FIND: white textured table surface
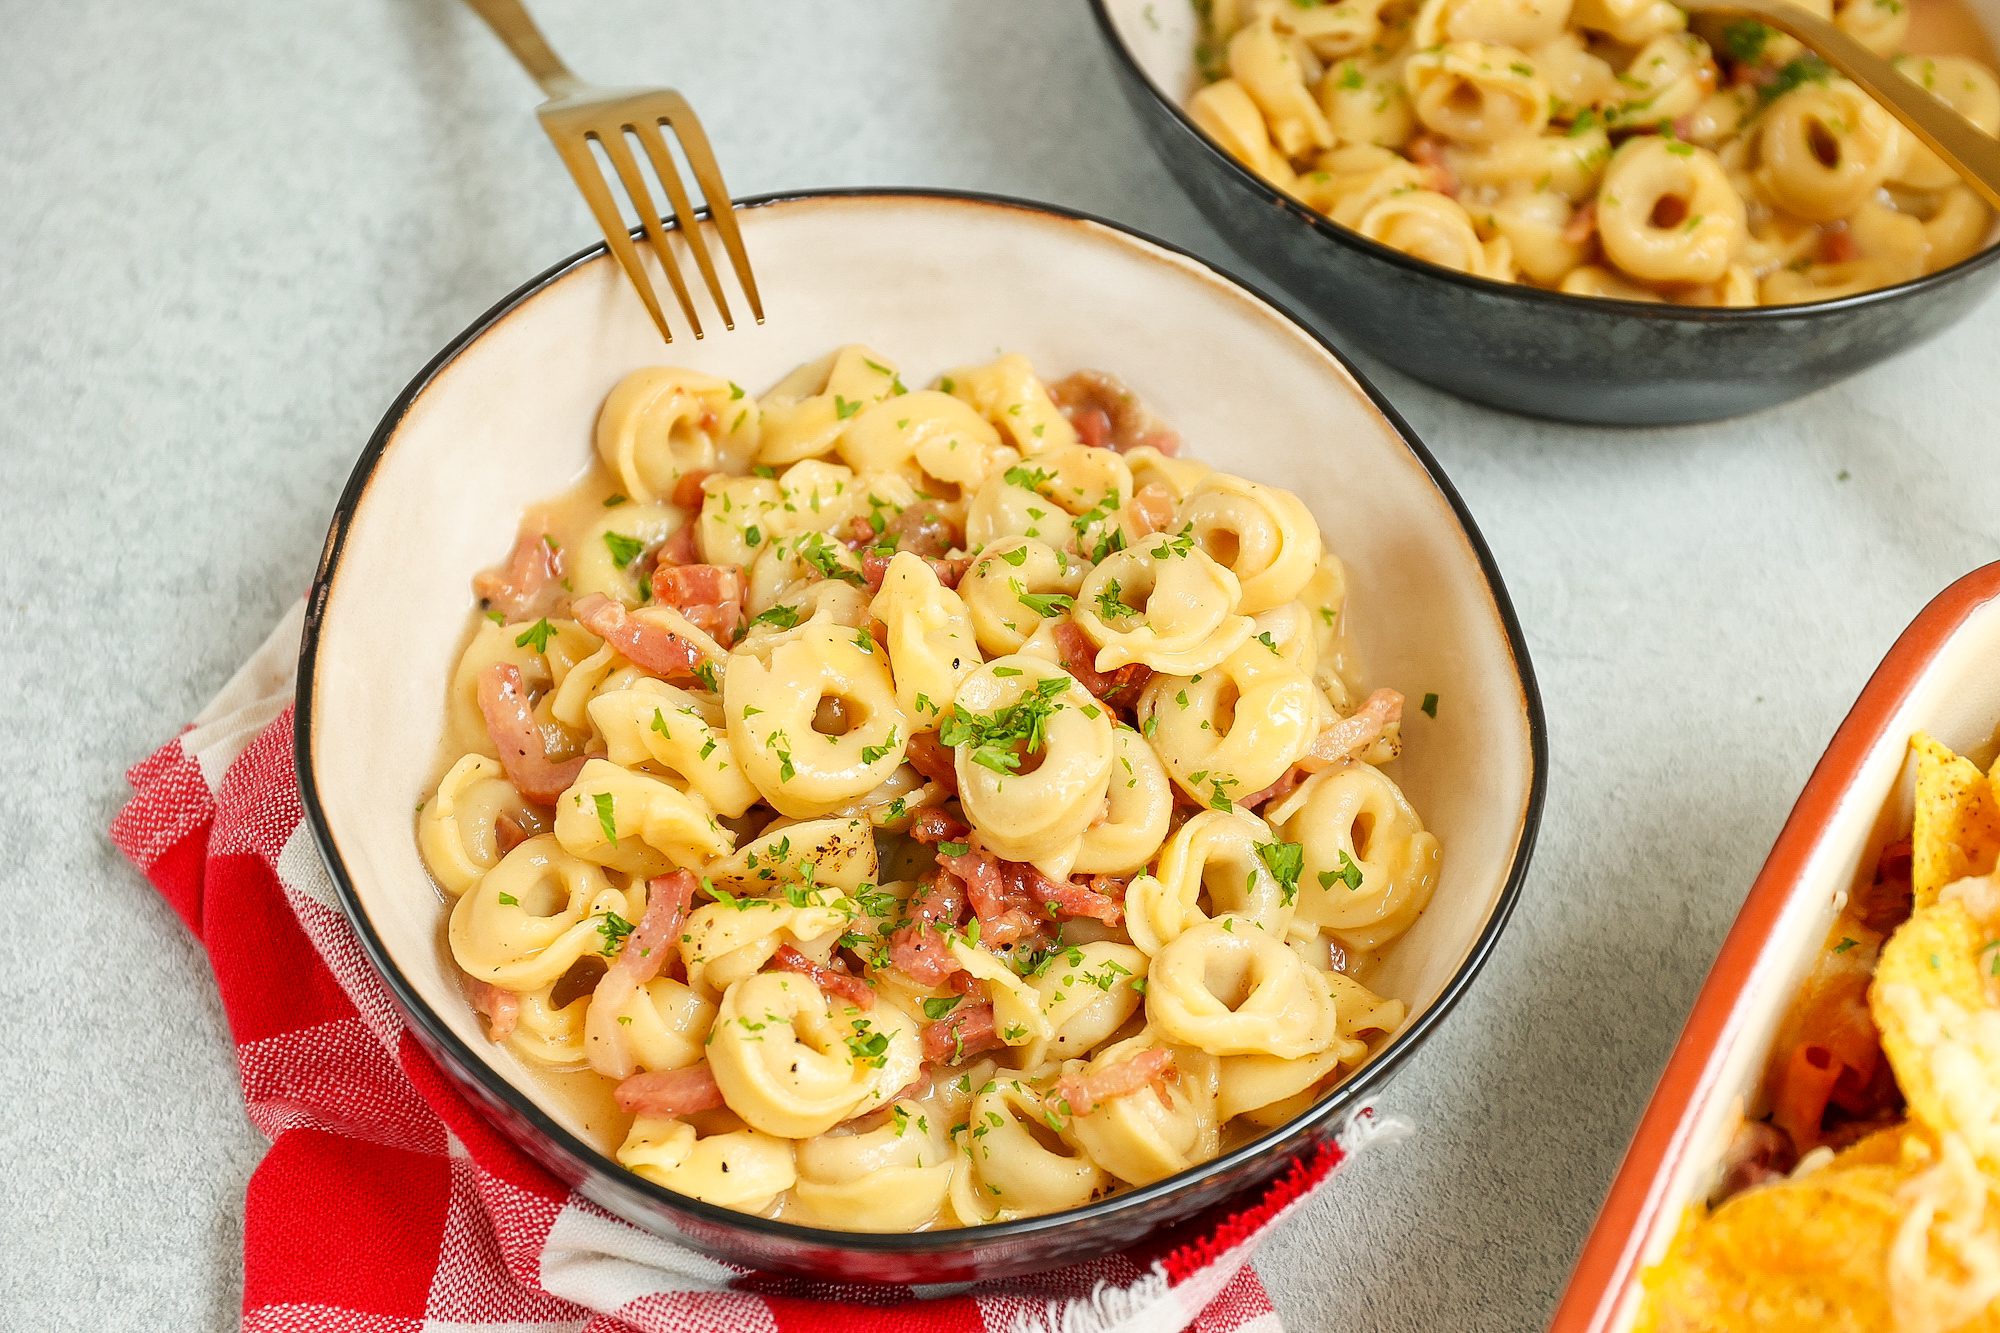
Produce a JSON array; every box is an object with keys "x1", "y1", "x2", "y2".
[{"x1": 5, "y1": 2, "x2": 1998, "y2": 1329}]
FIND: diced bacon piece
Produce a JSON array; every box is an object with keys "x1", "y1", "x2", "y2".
[
  {"x1": 909, "y1": 804, "x2": 970, "y2": 845},
  {"x1": 585, "y1": 871, "x2": 699, "y2": 1079},
  {"x1": 1854, "y1": 839, "x2": 1915, "y2": 935},
  {"x1": 1408, "y1": 134, "x2": 1457, "y2": 197},
  {"x1": 476, "y1": 663, "x2": 586, "y2": 804},
  {"x1": 614, "y1": 1064, "x2": 726, "y2": 1118},
  {"x1": 905, "y1": 733, "x2": 961, "y2": 793},
  {"x1": 1240, "y1": 765, "x2": 1308, "y2": 811},
  {"x1": 466, "y1": 979, "x2": 520, "y2": 1042},
  {"x1": 1562, "y1": 200, "x2": 1598, "y2": 247},
  {"x1": 652, "y1": 563, "x2": 747, "y2": 644},
  {"x1": 655, "y1": 524, "x2": 701, "y2": 568},
  {"x1": 1818, "y1": 222, "x2": 1860, "y2": 264},
  {"x1": 1049, "y1": 370, "x2": 1182, "y2": 456},
  {"x1": 670, "y1": 470, "x2": 713, "y2": 512},
  {"x1": 1026, "y1": 867, "x2": 1125, "y2": 926},
  {"x1": 1300, "y1": 688, "x2": 1402, "y2": 773},
  {"x1": 920, "y1": 1002, "x2": 1005, "y2": 1063},
  {"x1": 1056, "y1": 1048, "x2": 1176, "y2": 1117},
  {"x1": 938, "y1": 840, "x2": 1049, "y2": 947},
  {"x1": 571, "y1": 592, "x2": 710, "y2": 681},
  {"x1": 1129, "y1": 483, "x2": 1178, "y2": 539},
  {"x1": 771, "y1": 944, "x2": 876, "y2": 1009},
  {"x1": 889, "y1": 869, "x2": 968, "y2": 985},
  {"x1": 1051, "y1": 619, "x2": 1153, "y2": 706},
  {"x1": 886, "y1": 503, "x2": 961, "y2": 559},
  {"x1": 474, "y1": 527, "x2": 562, "y2": 620}
]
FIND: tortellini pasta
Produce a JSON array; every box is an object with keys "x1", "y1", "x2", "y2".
[
  {"x1": 1186, "y1": 0, "x2": 1998, "y2": 304},
  {"x1": 425, "y1": 348, "x2": 1437, "y2": 1230}
]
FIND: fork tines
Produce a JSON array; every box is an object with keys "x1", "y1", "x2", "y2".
[{"x1": 541, "y1": 90, "x2": 762, "y2": 343}]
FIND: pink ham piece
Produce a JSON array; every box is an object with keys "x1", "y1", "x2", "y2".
[
  {"x1": 1128, "y1": 483, "x2": 1177, "y2": 539},
  {"x1": 861, "y1": 550, "x2": 969, "y2": 593},
  {"x1": 888, "y1": 869, "x2": 968, "y2": 985},
  {"x1": 466, "y1": 979, "x2": 520, "y2": 1043},
  {"x1": 614, "y1": 1064, "x2": 726, "y2": 1119},
  {"x1": 654, "y1": 524, "x2": 700, "y2": 568},
  {"x1": 476, "y1": 663, "x2": 586, "y2": 804},
  {"x1": 585, "y1": 871, "x2": 700, "y2": 1080},
  {"x1": 1050, "y1": 620, "x2": 1153, "y2": 708},
  {"x1": 474, "y1": 526, "x2": 562, "y2": 620},
  {"x1": 770, "y1": 944, "x2": 875, "y2": 1010},
  {"x1": 907, "y1": 804, "x2": 970, "y2": 846},
  {"x1": 919, "y1": 1002, "x2": 1004, "y2": 1063},
  {"x1": 651, "y1": 563, "x2": 748, "y2": 645},
  {"x1": 937, "y1": 840, "x2": 1048, "y2": 948},
  {"x1": 571, "y1": 592, "x2": 711, "y2": 681},
  {"x1": 1299, "y1": 688, "x2": 1403, "y2": 773},
  {"x1": 903, "y1": 734, "x2": 961, "y2": 795},
  {"x1": 1056, "y1": 1048, "x2": 1175, "y2": 1117},
  {"x1": 669, "y1": 470, "x2": 713, "y2": 512},
  {"x1": 1049, "y1": 370, "x2": 1182, "y2": 456}
]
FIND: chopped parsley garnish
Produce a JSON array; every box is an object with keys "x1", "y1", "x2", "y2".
[
  {"x1": 937, "y1": 840, "x2": 970, "y2": 858},
  {"x1": 796, "y1": 532, "x2": 864, "y2": 585},
  {"x1": 692, "y1": 661, "x2": 720, "y2": 692},
  {"x1": 1762, "y1": 55, "x2": 1830, "y2": 103},
  {"x1": 496, "y1": 892, "x2": 519, "y2": 906},
  {"x1": 860, "y1": 727, "x2": 899, "y2": 766},
  {"x1": 1004, "y1": 464, "x2": 1055, "y2": 491},
  {"x1": 938, "y1": 676, "x2": 1071, "y2": 774},
  {"x1": 602, "y1": 531, "x2": 646, "y2": 569},
  {"x1": 603, "y1": 493, "x2": 629, "y2": 507},
  {"x1": 1095, "y1": 578, "x2": 1140, "y2": 621},
  {"x1": 922, "y1": 994, "x2": 963, "y2": 1020},
  {"x1": 998, "y1": 546, "x2": 1028, "y2": 567},
  {"x1": 834, "y1": 394, "x2": 861, "y2": 420},
  {"x1": 749, "y1": 603, "x2": 802, "y2": 630},
  {"x1": 514, "y1": 618, "x2": 557, "y2": 652},
  {"x1": 593, "y1": 792, "x2": 618, "y2": 843},
  {"x1": 1420, "y1": 692, "x2": 1439, "y2": 718},
  {"x1": 1016, "y1": 587, "x2": 1074, "y2": 618},
  {"x1": 1319, "y1": 849, "x2": 1365, "y2": 893},
  {"x1": 596, "y1": 910, "x2": 635, "y2": 955},
  {"x1": 1720, "y1": 18, "x2": 1770, "y2": 64},
  {"x1": 1833, "y1": 937, "x2": 1859, "y2": 954},
  {"x1": 1256, "y1": 840, "x2": 1306, "y2": 906}
]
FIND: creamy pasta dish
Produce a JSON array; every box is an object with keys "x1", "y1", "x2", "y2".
[
  {"x1": 418, "y1": 346, "x2": 1441, "y2": 1230},
  {"x1": 1187, "y1": 0, "x2": 1999, "y2": 304}
]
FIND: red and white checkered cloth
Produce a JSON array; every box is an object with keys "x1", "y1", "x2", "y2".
[{"x1": 111, "y1": 605, "x2": 1401, "y2": 1333}]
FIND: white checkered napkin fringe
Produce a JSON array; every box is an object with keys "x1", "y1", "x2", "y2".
[{"x1": 121, "y1": 603, "x2": 1406, "y2": 1333}]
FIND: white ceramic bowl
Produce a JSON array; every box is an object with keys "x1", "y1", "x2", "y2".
[
  {"x1": 296, "y1": 189, "x2": 1547, "y2": 1280},
  {"x1": 1555, "y1": 559, "x2": 2000, "y2": 1330}
]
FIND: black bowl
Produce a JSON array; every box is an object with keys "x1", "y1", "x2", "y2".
[
  {"x1": 296, "y1": 188, "x2": 1547, "y2": 1283},
  {"x1": 1088, "y1": 0, "x2": 2000, "y2": 425}
]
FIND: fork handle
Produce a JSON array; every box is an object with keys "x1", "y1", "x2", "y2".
[
  {"x1": 462, "y1": 0, "x2": 583, "y2": 100},
  {"x1": 1682, "y1": 0, "x2": 2000, "y2": 211}
]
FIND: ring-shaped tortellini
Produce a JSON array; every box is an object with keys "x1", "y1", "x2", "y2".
[
  {"x1": 447, "y1": 616, "x2": 598, "y2": 757},
  {"x1": 1755, "y1": 79, "x2": 1905, "y2": 223},
  {"x1": 1175, "y1": 473, "x2": 1321, "y2": 615},
  {"x1": 959, "y1": 537, "x2": 1089, "y2": 658},
  {"x1": 1488, "y1": 188, "x2": 1596, "y2": 285},
  {"x1": 949, "y1": 1077, "x2": 1109, "y2": 1222},
  {"x1": 553, "y1": 758, "x2": 734, "y2": 877},
  {"x1": 546, "y1": 643, "x2": 648, "y2": 731},
  {"x1": 1356, "y1": 189, "x2": 1518, "y2": 281},
  {"x1": 942, "y1": 353, "x2": 1080, "y2": 455},
  {"x1": 756, "y1": 344, "x2": 904, "y2": 466},
  {"x1": 585, "y1": 974, "x2": 717, "y2": 1078},
  {"x1": 1613, "y1": 33, "x2": 1718, "y2": 124},
  {"x1": 1015, "y1": 941, "x2": 1150, "y2": 1068},
  {"x1": 501, "y1": 981, "x2": 593, "y2": 1068},
  {"x1": 1404, "y1": 43, "x2": 1551, "y2": 145},
  {"x1": 1071, "y1": 533, "x2": 1254, "y2": 677},
  {"x1": 744, "y1": 530, "x2": 871, "y2": 616},
  {"x1": 1217, "y1": 971, "x2": 1407, "y2": 1123},
  {"x1": 1451, "y1": 126, "x2": 1611, "y2": 203},
  {"x1": 1073, "y1": 725, "x2": 1175, "y2": 877},
  {"x1": 736, "y1": 580, "x2": 871, "y2": 657},
  {"x1": 1570, "y1": 0, "x2": 1685, "y2": 44},
  {"x1": 837, "y1": 388, "x2": 999, "y2": 482},
  {"x1": 1063, "y1": 1039, "x2": 1223, "y2": 1186},
  {"x1": 679, "y1": 895, "x2": 853, "y2": 1000},
  {"x1": 618, "y1": 1116, "x2": 797, "y2": 1212},
  {"x1": 949, "y1": 655, "x2": 1115, "y2": 869},
  {"x1": 791, "y1": 1098, "x2": 956, "y2": 1230},
  {"x1": 1268, "y1": 762, "x2": 1442, "y2": 951},
  {"x1": 1412, "y1": 0, "x2": 1573, "y2": 48},
  {"x1": 448, "y1": 834, "x2": 633, "y2": 992},
  {"x1": 1139, "y1": 642, "x2": 1321, "y2": 802},
  {"x1": 1317, "y1": 56, "x2": 1416, "y2": 150},
  {"x1": 1596, "y1": 137, "x2": 1746, "y2": 284},
  {"x1": 570, "y1": 502, "x2": 686, "y2": 604},
  {"x1": 965, "y1": 444, "x2": 1132, "y2": 557},
  {"x1": 1836, "y1": 0, "x2": 1909, "y2": 55},
  {"x1": 1146, "y1": 916, "x2": 1339, "y2": 1058},
  {"x1": 706, "y1": 972, "x2": 888, "y2": 1137},
  {"x1": 420, "y1": 755, "x2": 542, "y2": 895},
  {"x1": 586, "y1": 678, "x2": 758, "y2": 818},
  {"x1": 1189, "y1": 78, "x2": 1301, "y2": 190},
  {"x1": 703, "y1": 817, "x2": 881, "y2": 897},
  {"x1": 1128, "y1": 811, "x2": 1300, "y2": 953},
  {"x1": 1299, "y1": 144, "x2": 1431, "y2": 226},
  {"x1": 870, "y1": 551, "x2": 983, "y2": 723},
  {"x1": 950, "y1": 938, "x2": 1058, "y2": 1047},
  {"x1": 723, "y1": 620, "x2": 909, "y2": 818},
  {"x1": 1228, "y1": 12, "x2": 1335, "y2": 157},
  {"x1": 595, "y1": 366, "x2": 758, "y2": 504}
]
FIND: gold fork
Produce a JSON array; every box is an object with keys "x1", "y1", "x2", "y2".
[
  {"x1": 463, "y1": 0, "x2": 762, "y2": 341},
  {"x1": 1680, "y1": 0, "x2": 2000, "y2": 211}
]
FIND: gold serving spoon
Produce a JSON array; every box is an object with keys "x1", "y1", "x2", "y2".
[
  {"x1": 462, "y1": 0, "x2": 762, "y2": 342},
  {"x1": 1680, "y1": 0, "x2": 2000, "y2": 211}
]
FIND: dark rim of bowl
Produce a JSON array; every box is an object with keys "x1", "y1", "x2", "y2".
[
  {"x1": 1084, "y1": 0, "x2": 2000, "y2": 322},
  {"x1": 294, "y1": 185, "x2": 1549, "y2": 1255}
]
